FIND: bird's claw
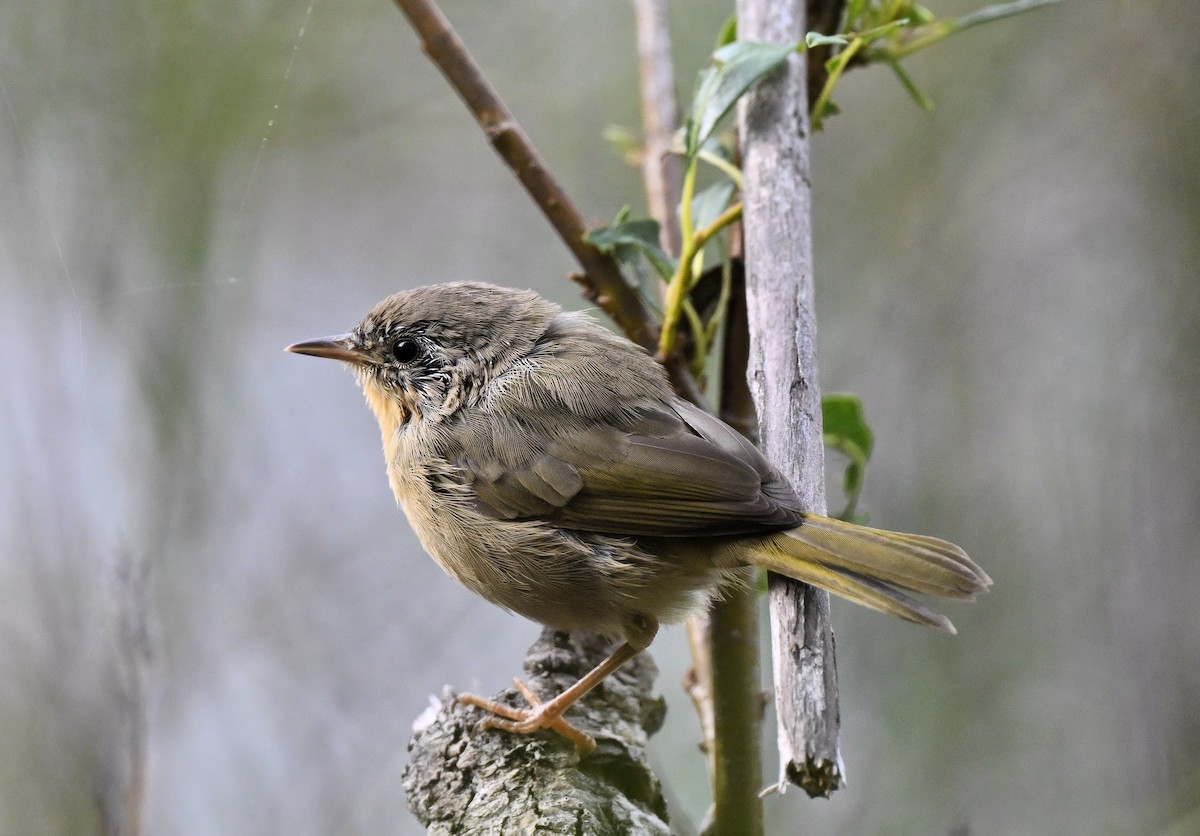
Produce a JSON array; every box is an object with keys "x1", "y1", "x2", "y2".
[{"x1": 458, "y1": 678, "x2": 597, "y2": 757}]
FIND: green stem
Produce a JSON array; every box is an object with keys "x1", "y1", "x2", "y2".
[
  {"x1": 810, "y1": 36, "x2": 862, "y2": 129},
  {"x1": 697, "y1": 149, "x2": 744, "y2": 187},
  {"x1": 710, "y1": 581, "x2": 763, "y2": 836},
  {"x1": 880, "y1": 23, "x2": 958, "y2": 60},
  {"x1": 882, "y1": 0, "x2": 1062, "y2": 61},
  {"x1": 683, "y1": 301, "x2": 708, "y2": 378},
  {"x1": 658, "y1": 202, "x2": 744, "y2": 360},
  {"x1": 703, "y1": 243, "x2": 734, "y2": 350},
  {"x1": 680, "y1": 157, "x2": 698, "y2": 243},
  {"x1": 695, "y1": 202, "x2": 744, "y2": 251},
  {"x1": 710, "y1": 260, "x2": 763, "y2": 835}
]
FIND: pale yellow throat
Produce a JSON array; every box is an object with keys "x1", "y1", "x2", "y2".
[{"x1": 361, "y1": 378, "x2": 411, "y2": 441}]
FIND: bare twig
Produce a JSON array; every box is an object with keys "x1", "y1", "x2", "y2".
[
  {"x1": 737, "y1": 0, "x2": 843, "y2": 797},
  {"x1": 683, "y1": 617, "x2": 716, "y2": 774},
  {"x1": 98, "y1": 548, "x2": 153, "y2": 836},
  {"x1": 390, "y1": 0, "x2": 703, "y2": 403},
  {"x1": 632, "y1": 0, "x2": 683, "y2": 256}
]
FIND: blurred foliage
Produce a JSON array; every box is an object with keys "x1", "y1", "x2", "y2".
[
  {"x1": 822, "y1": 393, "x2": 875, "y2": 521},
  {"x1": 808, "y1": 0, "x2": 1062, "y2": 125}
]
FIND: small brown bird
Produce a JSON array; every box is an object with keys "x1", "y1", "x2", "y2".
[{"x1": 288, "y1": 282, "x2": 990, "y2": 754}]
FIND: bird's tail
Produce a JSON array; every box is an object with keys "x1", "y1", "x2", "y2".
[{"x1": 748, "y1": 515, "x2": 992, "y2": 633}]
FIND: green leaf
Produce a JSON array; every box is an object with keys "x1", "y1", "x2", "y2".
[
  {"x1": 683, "y1": 65, "x2": 716, "y2": 158},
  {"x1": 714, "y1": 15, "x2": 737, "y2": 49},
  {"x1": 602, "y1": 124, "x2": 641, "y2": 165},
  {"x1": 952, "y1": 0, "x2": 1062, "y2": 32},
  {"x1": 693, "y1": 136, "x2": 744, "y2": 185},
  {"x1": 882, "y1": 0, "x2": 1062, "y2": 60},
  {"x1": 685, "y1": 41, "x2": 797, "y2": 158},
  {"x1": 805, "y1": 32, "x2": 850, "y2": 49},
  {"x1": 859, "y1": 17, "x2": 910, "y2": 43},
  {"x1": 887, "y1": 58, "x2": 934, "y2": 111},
  {"x1": 690, "y1": 180, "x2": 736, "y2": 234},
  {"x1": 822, "y1": 393, "x2": 875, "y2": 520},
  {"x1": 845, "y1": 0, "x2": 869, "y2": 26},
  {"x1": 823, "y1": 393, "x2": 874, "y2": 459},
  {"x1": 909, "y1": 4, "x2": 937, "y2": 25},
  {"x1": 813, "y1": 97, "x2": 841, "y2": 123},
  {"x1": 585, "y1": 218, "x2": 676, "y2": 280}
]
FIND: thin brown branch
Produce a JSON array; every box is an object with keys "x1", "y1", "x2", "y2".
[
  {"x1": 390, "y1": 0, "x2": 702, "y2": 403},
  {"x1": 98, "y1": 548, "x2": 152, "y2": 836},
  {"x1": 632, "y1": 0, "x2": 683, "y2": 256},
  {"x1": 737, "y1": 0, "x2": 843, "y2": 797},
  {"x1": 683, "y1": 616, "x2": 715, "y2": 774}
]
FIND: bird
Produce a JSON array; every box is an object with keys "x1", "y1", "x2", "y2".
[{"x1": 287, "y1": 281, "x2": 991, "y2": 755}]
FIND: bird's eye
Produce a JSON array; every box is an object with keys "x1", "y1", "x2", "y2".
[{"x1": 391, "y1": 339, "x2": 422, "y2": 364}]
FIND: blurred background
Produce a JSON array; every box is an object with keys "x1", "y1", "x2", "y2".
[{"x1": 2, "y1": 1, "x2": 1197, "y2": 833}]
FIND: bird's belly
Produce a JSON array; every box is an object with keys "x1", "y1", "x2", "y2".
[{"x1": 387, "y1": 446, "x2": 726, "y2": 638}]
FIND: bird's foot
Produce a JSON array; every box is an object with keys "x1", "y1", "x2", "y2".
[{"x1": 458, "y1": 678, "x2": 597, "y2": 757}]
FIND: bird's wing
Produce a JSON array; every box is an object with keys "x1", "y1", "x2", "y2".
[{"x1": 448, "y1": 397, "x2": 803, "y2": 537}]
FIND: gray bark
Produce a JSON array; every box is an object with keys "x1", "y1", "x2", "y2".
[
  {"x1": 403, "y1": 629, "x2": 671, "y2": 835},
  {"x1": 736, "y1": 0, "x2": 844, "y2": 797}
]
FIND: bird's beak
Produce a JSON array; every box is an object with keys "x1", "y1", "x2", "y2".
[{"x1": 285, "y1": 333, "x2": 370, "y2": 364}]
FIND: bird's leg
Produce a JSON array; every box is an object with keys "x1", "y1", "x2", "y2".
[{"x1": 458, "y1": 640, "x2": 642, "y2": 757}]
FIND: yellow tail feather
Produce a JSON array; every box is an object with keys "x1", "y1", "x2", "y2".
[{"x1": 747, "y1": 515, "x2": 991, "y2": 632}]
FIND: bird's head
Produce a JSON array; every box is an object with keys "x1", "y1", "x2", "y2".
[{"x1": 286, "y1": 282, "x2": 560, "y2": 431}]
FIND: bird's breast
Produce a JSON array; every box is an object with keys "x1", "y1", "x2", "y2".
[{"x1": 383, "y1": 429, "x2": 482, "y2": 565}]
